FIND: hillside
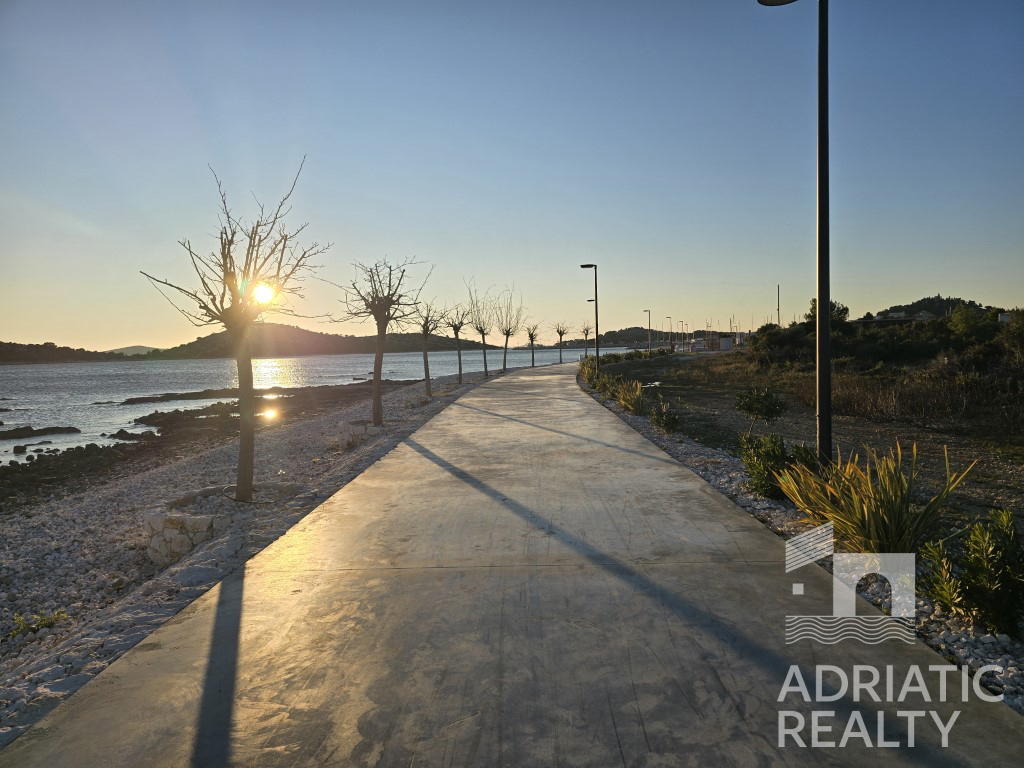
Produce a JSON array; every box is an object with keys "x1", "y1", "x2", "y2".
[
  {"x1": 0, "y1": 341, "x2": 132, "y2": 364},
  {"x1": 865, "y1": 294, "x2": 987, "y2": 320},
  {"x1": 145, "y1": 323, "x2": 495, "y2": 359}
]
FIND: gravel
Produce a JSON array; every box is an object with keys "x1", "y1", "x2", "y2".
[
  {"x1": 0, "y1": 370, "x2": 491, "y2": 747},
  {"x1": 582, "y1": 375, "x2": 1024, "y2": 718}
]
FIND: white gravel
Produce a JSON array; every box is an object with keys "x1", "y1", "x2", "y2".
[
  {"x1": 581, "y1": 374, "x2": 1024, "y2": 718},
  {"x1": 0, "y1": 370, "x2": 492, "y2": 747}
]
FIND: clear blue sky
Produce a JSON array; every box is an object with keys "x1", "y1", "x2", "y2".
[{"x1": 2, "y1": 0, "x2": 1021, "y2": 349}]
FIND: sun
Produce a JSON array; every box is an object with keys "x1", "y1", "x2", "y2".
[{"x1": 253, "y1": 283, "x2": 276, "y2": 304}]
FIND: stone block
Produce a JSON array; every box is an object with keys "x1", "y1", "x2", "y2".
[
  {"x1": 185, "y1": 515, "x2": 212, "y2": 533},
  {"x1": 167, "y1": 533, "x2": 192, "y2": 555}
]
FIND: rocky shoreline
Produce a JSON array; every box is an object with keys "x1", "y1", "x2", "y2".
[
  {"x1": 580, "y1": 374, "x2": 1024, "y2": 718},
  {"x1": 0, "y1": 371, "x2": 492, "y2": 748}
]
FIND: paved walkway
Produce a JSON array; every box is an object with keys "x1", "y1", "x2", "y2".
[{"x1": 2, "y1": 364, "x2": 1022, "y2": 766}]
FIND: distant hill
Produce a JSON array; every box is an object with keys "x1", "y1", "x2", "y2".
[
  {"x1": 144, "y1": 323, "x2": 496, "y2": 360},
  {"x1": 106, "y1": 345, "x2": 161, "y2": 356},
  {"x1": 865, "y1": 295, "x2": 988, "y2": 320},
  {"x1": 0, "y1": 341, "x2": 133, "y2": 364}
]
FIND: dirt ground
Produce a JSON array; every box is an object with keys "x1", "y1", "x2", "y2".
[{"x1": 600, "y1": 352, "x2": 1024, "y2": 523}]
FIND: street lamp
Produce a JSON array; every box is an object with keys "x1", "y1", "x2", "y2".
[
  {"x1": 643, "y1": 309, "x2": 651, "y2": 354},
  {"x1": 581, "y1": 264, "x2": 599, "y2": 368},
  {"x1": 757, "y1": 0, "x2": 832, "y2": 463},
  {"x1": 666, "y1": 316, "x2": 672, "y2": 348}
]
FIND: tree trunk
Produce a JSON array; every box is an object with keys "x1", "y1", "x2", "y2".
[
  {"x1": 481, "y1": 333, "x2": 489, "y2": 377},
  {"x1": 584, "y1": 338, "x2": 589, "y2": 357},
  {"x1": 559, "y1": 337, "x2": 563, "y2": 363},
  {"x1": 372, "y1": 317, "x2": 386, "y2": 425},
  {"x1": 422, "y1": 335, "x2": 432, "y2": 398},
  {"x1": 502, "y1": 336, "x2": 509, "y2": 372},
  {"x1": 233, "y1": 327, "x2": 255, "y2": 502},
  {"x1": 530, "y1": 341, "x2": 535, "y2": 367},
  {"x1": 455, "y1": 330, "x2": 463, "y2": 384}
]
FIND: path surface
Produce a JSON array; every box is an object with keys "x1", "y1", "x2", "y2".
[{"x1": 2, "y1": 364, "x2": 1021, "y2": 766}]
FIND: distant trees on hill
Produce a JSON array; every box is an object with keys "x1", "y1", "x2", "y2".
[{"x1": 0, "y1": 341, "x2": 131, "y2": 364}]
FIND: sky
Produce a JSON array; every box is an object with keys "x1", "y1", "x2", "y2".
[{"x1": 1, "y1": 0, "x2": 1022, "y2": 350}]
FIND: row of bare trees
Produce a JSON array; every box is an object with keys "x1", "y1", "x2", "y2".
[{"x1": 142, "y1": 162, "x2": 588, "y2": 501}]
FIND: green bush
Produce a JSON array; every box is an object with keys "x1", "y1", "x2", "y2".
[
  {"x1": 776, "y1": 443, "x2": 975, "y2": 553},
  {"x1": 579, "y1": 357, "x2": 599, "y2": 387},
  {"x1": 5, "y1": 609, "x2": 68, "y2": 640},
  {"x1": 649, "y1": 394, "x2": 679, "y2": 431},
  {"x1": 920, "y1": 509, "x2": 1024, "y2": 635},
  {"x1": 736, "y1": 388, "x2": 788, "y2": 434},
  {"x1": 739, "y1": 433, "x2": 791, "y2": 499}
]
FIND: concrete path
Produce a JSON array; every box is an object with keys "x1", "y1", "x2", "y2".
[{"x1": 2, "y1": 364, "x2": 1021, "y2": 766}]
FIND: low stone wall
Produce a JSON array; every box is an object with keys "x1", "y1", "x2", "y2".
[
  {"x1": 144, "y1": 482, "x2": 306, "y2": 566},
  {"x1": 144, "y1": 488, "x2": 233, "y2": 566}
]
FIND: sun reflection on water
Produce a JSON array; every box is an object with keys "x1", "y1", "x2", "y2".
[{"x1": 252, "y1": 358, "x2": 301, "y2": 389}]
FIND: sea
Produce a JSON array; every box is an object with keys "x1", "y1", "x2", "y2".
[{"x1": 0, "y1": 347, "x2": 623, "y2": 462}]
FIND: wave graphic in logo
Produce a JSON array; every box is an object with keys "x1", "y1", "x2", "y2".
[{"x1": 786, "y1": 616, "x2": 914, "y2": 644}]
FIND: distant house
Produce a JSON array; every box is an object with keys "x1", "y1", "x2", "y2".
[
  {"x1": 999, "y1": 313, "x2": 1011, "y2": 325},
  {"x1": 913, "y1": 310, "x2": 936, "y2": 322}
]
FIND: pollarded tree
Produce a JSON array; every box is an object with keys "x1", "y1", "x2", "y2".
[
  {"x1": 142, "y1": 159, "x2": 328, "y2": 502},
  {"x1": 496, "y1": 287, "x2": 526, "y2": 372},
  {"x1": 554, "y1": 322, "x2": 569, "y2": 363},
  {"x1": 525, "y1": 323, "x2": 541, "y2": 367},
  {"x1": 444, "y1": 303, "x2": 472, "y2": 384},
  {"x1": 467, "y1": 282, "x2": 494, "y2": 378},
  {"x1": 341, "y1": 258, "x2": 427, "y2": 424},
  {"x1": 414, "y1": 299, "x2": 446, "y2": 398},
  {"x1": 581, "y1": 322, "x2": 593, "y2": 358}
]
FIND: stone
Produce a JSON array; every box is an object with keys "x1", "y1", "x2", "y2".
[
  {"x1": 32, "y1": 665, "x2": 64, "y2": 684},
  {"x1": 36, "y1": 674, "x2": 92, "y2": 696},
  {"x1": 185, "y1": 515, "x2": 212, "y2": 533},
  {"x1": 167, "y1": 533, "x2": 191, "y2": 556},
  {"x1": 172, "y1": 565, "x2": 225, "y2": 587}
]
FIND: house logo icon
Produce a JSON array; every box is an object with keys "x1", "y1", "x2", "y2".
[{"x1": 785, "y1": 523, "x2": 915, "y2": 644}]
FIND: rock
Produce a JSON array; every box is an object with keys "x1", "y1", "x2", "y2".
[
  {"x1": 12, "y1": 445, "x2": 27, "y2": 454},
  {"x1": 36, "y1": 673, "x2": 93, "y2": 696},
  {"x1": 171, "y1": 565, "x2": 225, "y2": 587},
  {"x1": 31, "y1": 665, "x2": 64, "y2": 683},
  {"x1": 0, "y1": 426, "x2": 80, "y2": 439}
]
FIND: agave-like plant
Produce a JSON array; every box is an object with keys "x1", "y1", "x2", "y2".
[{"x1": 775, "y1": 443, "x2": 976, "y2": 553}]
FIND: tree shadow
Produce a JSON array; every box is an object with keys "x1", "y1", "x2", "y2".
[
  {"x1": 189, "y1": 569, "x2": 245, "y2": 767},
  {"x1": 403, "y1": 437, "x2": 955, "y2": 765}
]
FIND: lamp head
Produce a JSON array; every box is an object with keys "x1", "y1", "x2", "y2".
[
  {"x1": 757, "y1": 0, "x2": 799, "y2": 5},
  {"x1": 580, "y1": 263, "x2": 596, "y2": 269}
]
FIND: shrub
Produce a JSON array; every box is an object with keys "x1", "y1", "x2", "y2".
[
  {"x1": 739, "y1": 433, "x2": 790, "y2": 499},
  {"x1": 5, "y1": 609, "x2": 68, "y2": 640},
  {"x1": 649, "y1": 394, "x2": 679, "y2": 431},
  {"x1": 920, "y1": 509, "x2": 1024, "y2": 635},
  {"x1": 776, "y1": 443, "x2": 975, "y2": 553},
  {"x1": 615, "y1": 379, "x2": 645, "y2": 415},
  {"x1": 579, "y1": 357, "x2": 599, "y2": 387},
  {"x1": 736, "y1": 388, "x2": 788, "y2": 434}
]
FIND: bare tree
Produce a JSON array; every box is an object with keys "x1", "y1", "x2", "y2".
[
  {"x1": 581, "y1": 322, "x2": 593, "y2": 358},
  {"x1": 525, "y1": 323, "x2": 541, "y2": 367},
  {"x1": 495, "y1": 287, "x2": 526, "y2": 372},
  {"x1": 142, "y1": 160, "x2": 328, "y2": 502},
  {"x1": 467, "y1": 282, "x2": 494, "y2": 378},
  {"x1": 554, "y1": 322, "x2": 569, "y2": 363},
  {"x1": 341, "y1": 258, "x2": 426, "y2": 424},
  {"x1": 443, "y1": 303, "x2": 472, "y2": 384},
  {"x1": 413, "y1": 299, "x2": 446, "y2": 398}
]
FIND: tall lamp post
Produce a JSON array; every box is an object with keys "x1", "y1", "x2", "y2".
[
  {"x1": 581, "y1": 264, "x2": 599, "y2": 368},
  {"x1": 757, "y1": 0, "x2": 832, "y2": 463},
  {"x1": 643, "y1": 309, "x2": 651, "y2": 354},
  {"x1": 666, "y1": 316, "x2": 672, "y2": 349}
]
